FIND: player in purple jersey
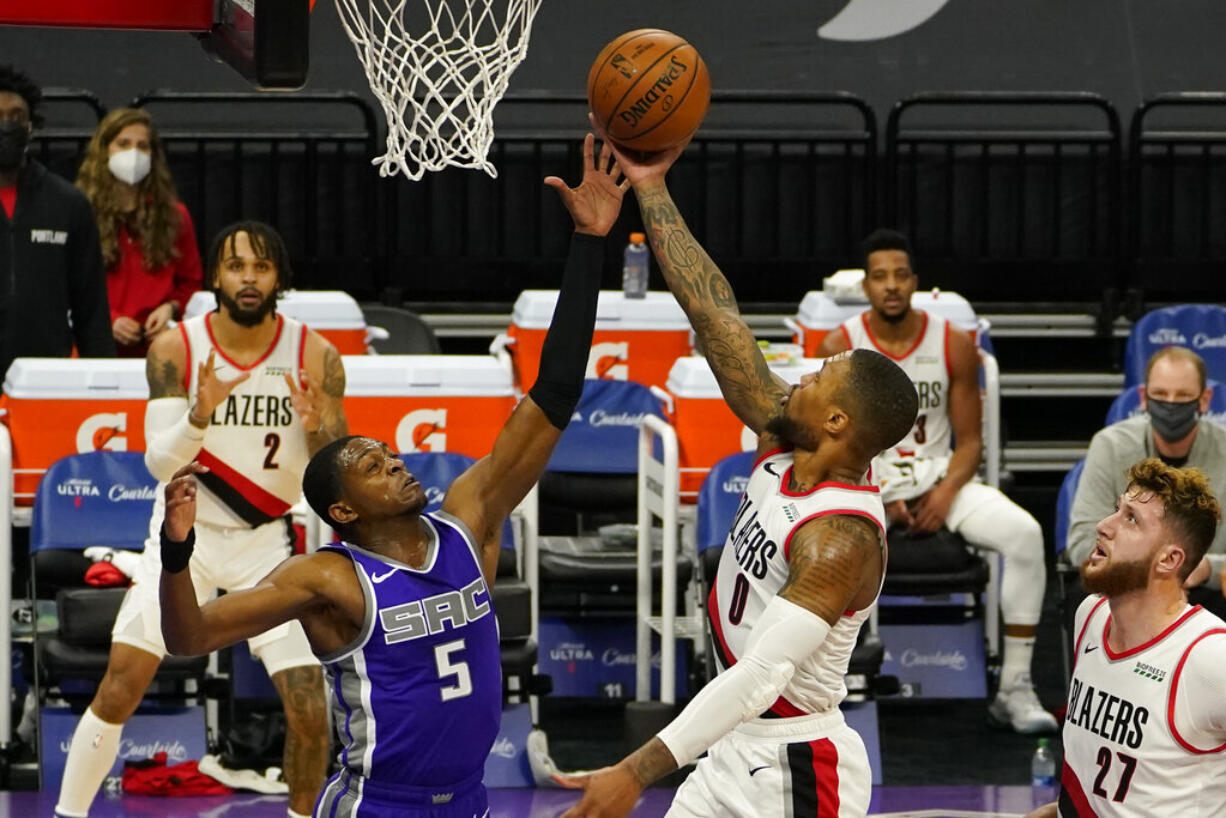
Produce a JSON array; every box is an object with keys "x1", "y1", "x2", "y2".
[{"x1": 158, "y1": 133, "x2": 629, "y2": 817}]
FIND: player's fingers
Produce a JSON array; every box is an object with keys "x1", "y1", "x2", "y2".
[
  {"x1": 599, "y1": 139, "x2": 614, "y2": 174},
  {"x1": 170, "y1": 462, "x2": 209, "y2": 481},
  {"x1": 283, "y1": 372, "x2": 301, "y2": 395},
  {"x1": 582, "y1": 131, "x2": 595, "y2": 168},
  {"x1": 553, "y1": 772, "x2": 588, "y2": 789},
  {"x1": 205, "y1": 349, "x2": 216, "y2": 373}
]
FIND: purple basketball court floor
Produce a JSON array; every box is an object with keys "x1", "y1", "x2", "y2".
[{"x1": 1, "y1": 783, "x2": 1057, "y2": 816}]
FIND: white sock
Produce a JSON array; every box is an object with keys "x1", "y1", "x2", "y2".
[
  {"x1": 55, "y1": 706, "x2": 123, "y2": 817},
  {"x1": 288, "y1": 809, "x2": 312, "y2": 818},
  {"x1": 1000, "y1": 634, "x2": 1037, "y2": 691}
]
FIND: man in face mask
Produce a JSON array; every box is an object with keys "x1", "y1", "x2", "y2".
[
  {"x1": 1068, "y1": 345, "x2": 1226, "y2": 617},
  {"x1": 0, "y1": 64, "x2": 114, "y2": 381}
]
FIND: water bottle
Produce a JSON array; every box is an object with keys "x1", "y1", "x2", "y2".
[
  {"x1": 622, "y1": 232, "x2": 649, "y2": 299},
  {"x1": 1031, "y1": 737, "x2": 1056, "y2": 786}
]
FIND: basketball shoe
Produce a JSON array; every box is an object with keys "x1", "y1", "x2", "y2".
[{"x1": 988, "y1": 684, "x2": 1059, "y2": 734}]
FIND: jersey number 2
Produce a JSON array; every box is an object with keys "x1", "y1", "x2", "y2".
[
  {"x1": 263, "y1": 433, "x2": 280, "y2": 469},
  {"x1": 434, "y1": 639, "x2": 473, "y2": 702}
]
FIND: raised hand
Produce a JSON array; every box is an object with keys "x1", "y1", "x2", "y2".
[
  {"x1": 163, "y1": 462, "x2": 208, "y2": 542},
  {"x1": 284, "y1": 371, "x2": 325, "y2": 435},
  {"x1": 587, "y1": 112, "x2": 691, "y2": 189},
  {"x1": 544, "y1": 133, "x2": 629, "y2": 237},
  {"x1": 192, "y1": 349, "x2": 250, "y2": 426}
]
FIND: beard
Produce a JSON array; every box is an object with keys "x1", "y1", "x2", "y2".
[
  {"x1": 1080, "y1": 554, "x2": 1152, "y2": 597},
  {"x1": 216, "y1": 288, "x2": 278, "y2": 328},
  {"x1": 876, "y1": 305, "x2": 909, "y2": 324},
  {"x1": 763, "y1": 410, "x2": 818, "y2": 449}
]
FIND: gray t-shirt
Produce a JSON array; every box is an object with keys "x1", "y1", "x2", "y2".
[{"x1": 1068, "y1": 415, "x2": 1226, "y2": 589}]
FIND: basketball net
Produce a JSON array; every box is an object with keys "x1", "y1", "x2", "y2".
[{"x1": 333, "y1": 0, "x2": 542, "y2": 180}]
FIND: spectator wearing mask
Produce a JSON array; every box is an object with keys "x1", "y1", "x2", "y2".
[
  {"x1": 76, "y1": 108, "x2": 201, "y2": 357},
  {"x1": 0, "y1": 64, "x2": 113, "y2": 379},
  {"x1": 1068, "y1": 346, "x2": 1226, "y2": 615}
]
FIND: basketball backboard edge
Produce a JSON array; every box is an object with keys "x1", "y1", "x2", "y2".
[{"x1": 199, "y1": 0, "x2": 310, "y2": 90}]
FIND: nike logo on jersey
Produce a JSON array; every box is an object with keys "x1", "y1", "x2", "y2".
[
  {"x1": 372, "y1": 568, "x2": 398, "y2": 583},
  {"x1": 762, "y1": 461, "x2": 780, "y2": 477},
  {"x1": 749, "y1": 765, "x2": 769, "y2": 777},
  {"x1": 1084, "y1": 643, "x2": 1098, "y2": 654}
]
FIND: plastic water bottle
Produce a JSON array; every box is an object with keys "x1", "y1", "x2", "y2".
[
  {"x1": 622, "y1": 232, "x2": 649, "y2": 299},
  {"x1": 1031, "y1": 737, "x2": 1056, "y2": 786}
]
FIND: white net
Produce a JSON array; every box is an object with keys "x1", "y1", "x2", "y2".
[{"x1": 333, "y1": 0, "x2": 543, "y2": 180}]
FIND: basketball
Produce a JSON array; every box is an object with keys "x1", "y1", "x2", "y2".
[{"x1": 587, "y1": 29, "x2": 711, "y2": 152}]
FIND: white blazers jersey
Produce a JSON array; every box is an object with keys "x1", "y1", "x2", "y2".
[
  {"x1": 178, "y1": 313, "x2": 311, "y2": 529},
  {"x1": 1061, "y1": 596, "x2": 1226, "y2": 817},
  {"x1": 708, "y1": 449, "x2": 887, "y2": 717},
  {"x1": 840, "y1": 310, "x2": 953, "y2": 503}
]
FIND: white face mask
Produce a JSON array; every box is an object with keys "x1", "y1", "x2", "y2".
[{"x1": 107, "y1": 148, "x2": 152, "y2": 185}]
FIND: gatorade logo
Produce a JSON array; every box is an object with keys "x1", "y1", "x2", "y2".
[
  {"x1": 76, "y1": 413, "x2": 128, "y2": 453},
  {"x1": 587, "y1": 342, "x2": 629, "y2": 380},
  {"x1": 396, "y1": 409, "x2": 447, "y2": 452}
]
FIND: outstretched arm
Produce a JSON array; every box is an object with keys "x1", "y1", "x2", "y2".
[
  {"x1": 598, "y1": 134, "x2": 785, "y2": 433},
  {"x1": 558, "y1": 514, "x2": 882, "y2": 817},
  {"x1": 158, "y1": 463, "x2": 334, "y2": 655},
  {"x1": 444, "y1": 135, "x2": 627, "y2": 582}
]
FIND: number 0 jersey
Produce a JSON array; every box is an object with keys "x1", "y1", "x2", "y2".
[
  {"x1": 317, "y1": 512, "x2": 502, "y2": 790},
  {"x1": 178, "y1": 313, "x2": 310, "y2": 529},
  {"x1": 1060, "y1": 596, "x2": 1226, "y2": 818},
  {"x1": 840, "y1": 310, "x2": 953, "y2": 503},
  {"x1": 708, "y1": 449, "x2": 887, "y2": 718}
]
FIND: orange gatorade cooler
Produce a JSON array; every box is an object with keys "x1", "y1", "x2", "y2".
[
  {"x1": 506, "y1": 290, "x2": 691, "y2": 391},
  {"x1": 342, "y1": 356, "x2": 516, "y2": 458},
  {"x1": 789, "y1": 288, "x2": 980, "y2": 356},
  {"x1": 2, "y1": 358, "x2": 148, "y2": 505},
  {"x1": 185, "y1": 290, "x2": 370, "y2": 355},
  {"x1": 665, "y1": 355, "x2": 827, "y2": 501}
]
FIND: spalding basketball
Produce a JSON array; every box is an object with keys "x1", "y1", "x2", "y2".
[{"x1": 587, "y1": 29, "x2": 710, "y2": 152}]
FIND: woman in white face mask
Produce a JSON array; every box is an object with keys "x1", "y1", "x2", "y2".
[{"x1": 76, "y1": 108, "x2": 202, "y2": 356}]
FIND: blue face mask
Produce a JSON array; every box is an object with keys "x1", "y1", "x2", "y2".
[
  {"x1": 1147, "y1": 397, "x2": 1199, "y2": 442},
  {"x1": 0, "y1": 120, "x2": 29, "y2": 171}
]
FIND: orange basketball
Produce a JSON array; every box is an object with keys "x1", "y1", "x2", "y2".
[{"x1": 587, "y1": 29, "x2": 710, "y2": 152}]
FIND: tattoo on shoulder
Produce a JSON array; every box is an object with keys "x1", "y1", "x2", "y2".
[
  {"x1": 779, "y1": 514, "x2": 881, "y2": 615},
  {"x1": 146, "y1": 348, "x2": 185, "y2": 398},
  {"x1": 321, "y1": 346, "x2": 345, "y2": 398}
]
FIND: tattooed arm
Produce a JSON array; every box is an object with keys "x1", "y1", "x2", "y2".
[
  {"x1": 557, "y1": 513, "x2": 882, "y2": 817},
  {"x1": 290, "y1": 332, "x2": 349, "y2": 456},
  {"x1": 634, "y1": 180, "x2": 785, "y2": 433}
]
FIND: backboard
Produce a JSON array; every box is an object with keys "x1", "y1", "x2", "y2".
[{"x1": 0, "y1": 0, "x2": 309, "y2": 90}]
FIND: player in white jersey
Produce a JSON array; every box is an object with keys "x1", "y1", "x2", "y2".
[
  {"x1": 558, "y1": 131, "x2": 919, "y2": 818},
  {"x1": 817, "y1": 228, "x2": 1055, "y2": 734},
  {"x1": 56, "y1": 221, "x2": 347, "y2": 818},
  {"x1": 1025, "y1": 458, "x2": 1226, "y2": 818}
]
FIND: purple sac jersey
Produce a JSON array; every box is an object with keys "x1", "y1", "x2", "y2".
[{"x1": 313, "y1": 511, "x2": 501, "y2": 817}]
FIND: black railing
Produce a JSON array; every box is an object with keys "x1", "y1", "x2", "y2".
[
  {"x1": 385, "y1": 91, "x2": 877, "y2": 306},
  {"x1": 1128, "y1": 92, "x2": 1226, "y2": 302},
  {"x1": 24, "y1": 88, "x2": 1226, "y2": 311},
  {"x1": 130, "y1": 91, "x2": 381, "y2": 294},
  {"x1": 886, "y1": 92, "x2": 1122, "y2": 303},
  {"x1": 29, "y1": 89, "x2": 106, "y2": 181}
]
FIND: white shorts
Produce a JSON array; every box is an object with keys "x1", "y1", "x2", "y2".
[
  {"x1": 667, "y1": 710, "x2": 870, "y2": 818},
  {"x1": 111, "y1": 515, "x2": 316, "y2": 678}
]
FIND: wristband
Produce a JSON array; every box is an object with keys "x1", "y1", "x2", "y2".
[{"x1": 160, "y1": 524, "x2": 196, "y2": 574}]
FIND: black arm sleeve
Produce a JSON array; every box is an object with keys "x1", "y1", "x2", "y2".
[{"x1": 527, "y1": 232, "x2": 605, "y2": 429}]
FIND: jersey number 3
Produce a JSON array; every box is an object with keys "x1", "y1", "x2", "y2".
[{"x1": 434, "y1": 639, "x2": 473, "y2": 702}]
